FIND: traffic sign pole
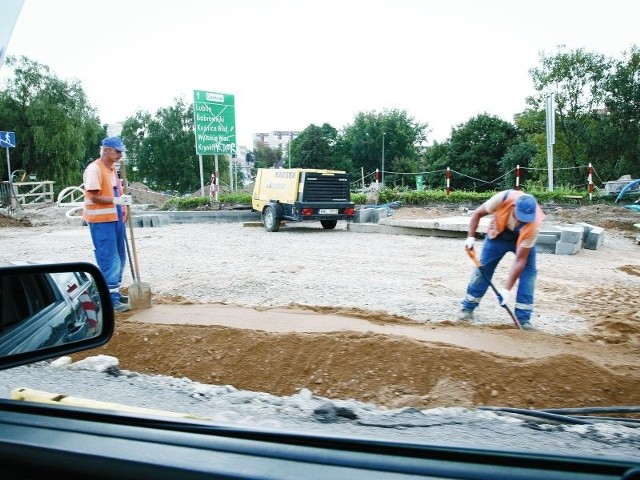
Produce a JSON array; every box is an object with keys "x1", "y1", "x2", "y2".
[{"x1": 1, "y1": 131, "x2": 16, "y2": 212}]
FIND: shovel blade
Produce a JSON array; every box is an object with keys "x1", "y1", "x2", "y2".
[{"x1": 128, "y1": 281, "x2": 152, "y2": 309}]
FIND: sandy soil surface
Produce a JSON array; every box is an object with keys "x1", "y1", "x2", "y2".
[{"x1": 2, "y1": 192, "x2": 640, "y2": 412}]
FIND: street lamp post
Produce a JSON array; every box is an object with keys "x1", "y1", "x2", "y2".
[{"x1": 381, "y1": 133, "x2": 386, "y2": 187}]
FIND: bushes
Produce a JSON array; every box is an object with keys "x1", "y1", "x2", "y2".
[
  {"x1": 161, "y1": 193, "x2": 253, "y2": 211},
  {"x1": 160, "y1": 186, "x2": 605, "y2": 211},
  {"x1": 374, "y1": 186, "x2": 607, "y2": 206}
]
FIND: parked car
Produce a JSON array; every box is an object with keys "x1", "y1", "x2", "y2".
[{"x1": 0, "y1": 262, "x2": 639, "y2": 479}]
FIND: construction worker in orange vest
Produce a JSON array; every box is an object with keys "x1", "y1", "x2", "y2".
[
  {"x1": 82, "y1": 136, "x2": 132, "y2": 313},
  {"x1": 458, "y1": 190, "x2": 545, "y2": 331}
]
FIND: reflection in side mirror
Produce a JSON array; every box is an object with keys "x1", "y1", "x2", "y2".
[{"x1": 0, "y1": 262, "x2": 114, "y2": 371}]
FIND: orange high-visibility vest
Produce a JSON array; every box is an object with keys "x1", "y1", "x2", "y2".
[
  {"x1": 82, "y1": 159, "x2": 121, "y2": 223},
  {"x1": 485, "y1": 190, "x2": 545, "y2": 249}
]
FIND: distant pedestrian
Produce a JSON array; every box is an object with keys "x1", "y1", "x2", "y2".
[
  {"x1": 82, "y1": 136, "x2": 132, "y2": 312},
  {"x1": 458, "y1": 190, "x2": 545, "y2": 330}
]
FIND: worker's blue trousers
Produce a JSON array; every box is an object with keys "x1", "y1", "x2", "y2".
[
  {"x1": 461, "y1": 235, "x2": 537, "y2": 323},
  {"x1": 89, "y1": 221, "x2": 127, "y2": 306}
]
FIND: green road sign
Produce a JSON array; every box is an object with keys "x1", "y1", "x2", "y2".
[{"x1": 193, "y1": 90, "x2": 236, "y2": 155}]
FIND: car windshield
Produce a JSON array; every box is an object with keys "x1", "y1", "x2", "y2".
[{"x1": 1, "y1": 0, "x2": 639, "y2": 466}]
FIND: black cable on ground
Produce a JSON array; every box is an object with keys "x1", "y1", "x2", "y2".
[
  {"x1": 542, "y1": 406, "x2": 640, "y2": 415},
  {"x1": 480, "y1": 406, "x2": 640, "y2": 427},
  {"x1": 478, "y1": 407, "x2": 593, "y2": 425}
]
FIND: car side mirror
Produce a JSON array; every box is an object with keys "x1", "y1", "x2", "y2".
[{"x1": 0, "y1": 262, "x2": 114, "y2": 371}]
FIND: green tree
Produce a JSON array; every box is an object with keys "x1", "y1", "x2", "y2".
[
  {"x1": 603, "y1": 45, "x2": 640, "y2": 178},
  {"x1": 528, "y1": 46, "x2": 612, "y2": 186},
  {"x1": 446, "y1": 113, "x2": 520, "y2": 191},
  {"x1": 422, "y1": 140, "x2": 451, "y2": 189},
  {"x1": 289, "y1": 123, "x2": 337, "y2": 169},
  {"x1": 512, "y1": 107, "x2": 548, "y2": 186},
  {"x1": 338, "y1": 109, "x2": 428, "y2": 186},
  {"x1": 252, "y1": 142, "x2": 281, "y2": 169},
  {"x1": 0, "y1": 55, "x2": 103, "y2": 189},
  {"x1": 120, "y1": 98, "x2": 220, "y2": 194},
  {"x1": 500, "y1": 142, "x2": 539, "y2": 189}
]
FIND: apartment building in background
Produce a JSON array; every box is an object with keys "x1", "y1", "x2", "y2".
[{"x1": 253, "y1": 130, "x2": 300, "y2": 158}]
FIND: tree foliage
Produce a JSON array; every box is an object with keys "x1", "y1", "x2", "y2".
[
  {"x1": 289, "y1": 123, "x2": 338, "y2": 170},
  {"x1": 0, "y1": 55, "x2": 103, "y2": 188},
  {"x1": 528, "y1": 47, "x2": 610, "y2": 186},
  {"x1": 120, "y1": 99, "x2": 230, "y2": 195},
  {"x1": 2, "y1": 44, "x2": 639, "y2": 200},
  {"x1": 424, "y1": 114, "x2": 520, "y2": 191},
  {"x1": 252, "y1": 142, "x2": 281, "y2": 169},
  {"x1": 337, "y1": 109, "x2": 428, "y2": 187},
  {"x1": 603, "y1": 45, "x2": 640, "y2": 178}
]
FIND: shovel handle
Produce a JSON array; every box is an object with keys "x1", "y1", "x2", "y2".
[
  {"x1": 465, "y1": 247, "x2": 482, "y2": 268},
  {"x1": 464, "y1": 246, "x2": 522, "y2": 330},
  {"x1": 119, "y1": 161, "x2": 143, "y2": 283}
]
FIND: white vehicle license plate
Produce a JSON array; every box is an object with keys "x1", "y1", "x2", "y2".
[{"x1": 319, "y1": 209, "x2": 338, "y2": 214}]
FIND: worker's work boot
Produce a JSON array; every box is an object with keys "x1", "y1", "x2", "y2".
[
  {"x1": 519, "y1": 322, "x2": 536, "y2": 331},
  {"x1": 457, "y1": 309, "x2": 474, "y2": 322},
  {"x1": 113, "y1": 301, "x2": 131, "y2": 313}
]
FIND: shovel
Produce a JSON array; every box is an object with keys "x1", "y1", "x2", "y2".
[
  {"x1": 119, "y1": 161, "x2": 152, "y2": 309},
  {"x1": 465, "y1": 247, "x2": 522, "y2": 330}
]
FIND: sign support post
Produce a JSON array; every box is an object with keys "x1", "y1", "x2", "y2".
[{"x1": 0, "y1": 131, "x2": 16, "y2": 212}]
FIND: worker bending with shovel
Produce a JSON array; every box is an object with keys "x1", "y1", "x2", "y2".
[
  {"x1": 83, "y1": 136, "x2": 132, "y2": 313},
  {"x1": 458, "y1": 190, "x2": 545, "y2": 331}
]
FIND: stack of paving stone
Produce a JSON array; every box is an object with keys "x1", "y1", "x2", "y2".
[
  {"x1": 535, "y1": 223, "x2": 604, "y2": 254},
  {"x1": 367, "y1": 216, "x2": 606, "y2": 255},
  {"x1": 130, "y1": 214, "x2": 171, "y2": 228}
]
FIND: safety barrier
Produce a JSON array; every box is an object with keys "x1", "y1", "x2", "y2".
[{"x1": 1, "y1": 180, "x2": 54, "y2": 205}]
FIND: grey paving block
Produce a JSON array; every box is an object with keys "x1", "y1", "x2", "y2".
[
  {"x1": 536, "y1": 243, "x2": 557, "y2": 254},
  {"x1": 536, "y1": 233, "x2": 560, "y2": 245},
  {"x1": 574, "y1": 222, "x2": 596, "y2": 241},
  {"x1": 540, "y1": 226, "x2": 562, "y2": 236},
  {"x1": 555, "y1": 240, "x2": 582, "y2": 255},
  {"x1": 584, "y1": 226, "x2": 605, "y2": 250},
  {"x1": 355, "y1": 209, "x2": 379, "y2": 223},
  {"x1": 558, "y1": 225, "x2": 584, "y2": 244},
  {"x1": 131, "y1": 214, "x2": 171, "y2": 228}
]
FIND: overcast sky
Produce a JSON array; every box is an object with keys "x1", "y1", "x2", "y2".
[{"x1": 4, "y1": 0, "x2": 639, "y2": 148}]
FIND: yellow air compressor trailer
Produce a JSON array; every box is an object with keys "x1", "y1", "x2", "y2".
[{"x1": 252, "y1": 168, "x2": 355, "y2": 232}]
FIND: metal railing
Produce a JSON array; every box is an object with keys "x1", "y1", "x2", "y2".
[{"x1": 1, "y1": 180, "x2": 55, "y2": 206}]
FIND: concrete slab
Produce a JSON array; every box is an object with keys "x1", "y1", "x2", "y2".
[
  {"x1": 147, "y1": 210, "x2": 260, "y2": 224},
  {"x1": 348, "y1": 223, "x2": 467, "y2": 237},
  {"x1": 379, "y1": 216, "x2": 483, "y2": 232}
]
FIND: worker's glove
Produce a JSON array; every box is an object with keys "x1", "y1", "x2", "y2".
[
  {"x1": 497, "y1": 288, "x2": 510, "y2": 307},
  {"x1": 113, "y1": 194, "x2": 132, "y2": 206},
  {"x1": 464, "y1": 236, "x2": 475, "y2": 251}
]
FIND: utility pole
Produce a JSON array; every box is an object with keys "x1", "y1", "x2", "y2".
[
  {"x1": 381, "y1": 132, "x2": 386, "y2": 187},
  {"x1": 546, "y1": 93, "x2": 555, "y2": 192}
]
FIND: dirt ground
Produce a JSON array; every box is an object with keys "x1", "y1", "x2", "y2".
[{"x1": 3, "y1": 192, "x2": 640, "y2": 412}]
